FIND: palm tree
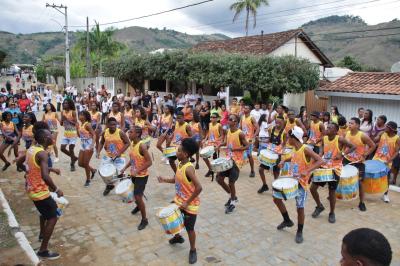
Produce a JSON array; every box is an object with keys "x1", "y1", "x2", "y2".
[{"x1": 230, "y1": 0, "x2": 269, "y2": 36}]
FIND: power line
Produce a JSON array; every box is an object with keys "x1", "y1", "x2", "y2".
[{"x1": 69, "y1": 0, "x2": 214, "y2": 28}]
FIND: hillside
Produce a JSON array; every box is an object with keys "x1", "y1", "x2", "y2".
[
  {"x1": 0, "y1": 27, "x2": 229, "y2": 64},
  {"x1": 301, "y1": 15, "x2": 400, "y2": 70}
]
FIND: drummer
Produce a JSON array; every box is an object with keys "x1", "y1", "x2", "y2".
[
  {"x1": 258, "y1": 115, "x2": 286, "y2": 194},
  {"x1": 166, "y1": 111, "x2": 192, "y2": 173},
  {"x1": 134, "y1": 107, "x2": 155, "y2": 147},
  {"x1": 343, "y1": 117, "x2": 376, "y2": 211},
  {"x1": 306, "y1": 111, "x2": 325, "y2": 154},
  {"x1": 202, "y1": 113, "x2": 223, "y2": 178},
  {"x1": 310, "y1": 123, "x2": 355, "y2": 223},
  {"x1": 120, "y1": 126, "x2": 152, "y2": 230},
  {"x1": 217, "y1": 114, "x2": 249, "y2": 214},
  {"x1": 190, "y1": 113, "x2": 203, "y2": 170},
  {"x1": 372, "y1": 121, "x2": 400, "y2": 203},
  {"x1": 96, "y1": 117, "x2": 130, "y2": 196},
  {"x1": 157, "y1": 138, "x2": 202, "y2": 265},
  {"x1": 239, "y1": 105, "x2": 259, "y2": 177},
  {"x1": 275, "y1": 126, "x2": 323, "y2": 244}
]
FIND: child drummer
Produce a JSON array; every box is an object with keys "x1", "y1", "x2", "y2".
[
  {"x1": 120, "y1": 126, "x2": 152, "y2": 230},
  {"x1": 202, "y1": 113, "x2": 223, "y2": 178},
  {"x1": 310, "y1": 123, "x2": 355, "y2": 223},
  {"x1": 158, "y1": 138, "x2": 202, "y2": 265},
  {"x1": 275, "y1": 126, "x2": 323, "y2": 244},
  {"x1": 217, "y1": 114, "x2": 249, "y2": 214},
  {"x1": 258, "y1": 115, "x2": 286, "y2": 194}
]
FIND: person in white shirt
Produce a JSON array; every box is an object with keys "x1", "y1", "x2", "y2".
[
  {"x1": 217, "y1": 86, "x2": 227, "y2": 104},
  {"x1": 44, "y1": 86, "x2": 52, "y2": 100},
  {"x1": 250, "y1": 102, "x2": 262, "y2": 123},
  {"x1": 185, "y1": 89, "x2": 196, "y2": 107},
  {"x1": 56, "y1": 91, "x2": 63, "y2": 112},
  {"x1": 72, "y1": 86, "x2": 78, "y2": 101}
]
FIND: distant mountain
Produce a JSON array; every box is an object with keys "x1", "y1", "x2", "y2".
[
  {"x1": 0, "y1": 26, "x2": 229, "y2": 64},
  {"x1": 301, "y1": 15, "x2": 400, "y2": 71}
]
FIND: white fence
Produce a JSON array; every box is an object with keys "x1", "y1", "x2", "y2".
[{"x1": 71, "y1": 77, "x2": 116, "y2": 95}]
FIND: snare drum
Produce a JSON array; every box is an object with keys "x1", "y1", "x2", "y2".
[
  {"x1": 336, "y1": 165, "x2": 359, "y2": 201},
  {"x1": 312, "y1": 168, "x2": 335, "y2": 182},
  {"x1": 157, "y1": 204, "x2": 185, "y2": 235},
  {"x1": 258, "y1": 149, "x2": 279, "y2": 167},
  {"x1": 163, "y1": 146, "x2": 177, "y2": 158},
  {"x1": 50, "y1": 192, "x2": 69, "y2": 217},
  {"x1": 210, "y1": 157, "x2": 233, "y2": 173},
  {"x1": 115, "y1": 179, "x2": 134, "y2": 203},
  {"x1": 281, "y1": 147, "x2": 293, "y2": 162},
  {"x1": 272, "y1": 178, "x2": 299, "y2": 200},
  {"x1": 99, "y1": 163, "x2": 117, "y2": 184},
  {"x1": 363, "y1": 160, "x2": 389, "y2": 194},
  {"x1": 200, "y1": 146, "x2": 215, "y2": 158}
]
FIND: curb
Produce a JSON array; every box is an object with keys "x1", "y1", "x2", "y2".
[{"x1": 0, "y1": 188, "x2": 40, "y2": 266}]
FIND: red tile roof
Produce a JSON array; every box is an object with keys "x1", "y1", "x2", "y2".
[
  {"x1": 318, "y1": 72, "x2": 400, "y2": 95},
  {"x1": 192, "y1": 29, "x2": 333, "y2": 67}
]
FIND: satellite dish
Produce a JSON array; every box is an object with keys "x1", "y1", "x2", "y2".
[{"x1": 391, "y1": 61, "x2": 400, "y2": 73}]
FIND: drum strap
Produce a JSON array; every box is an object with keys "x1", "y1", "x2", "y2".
[{"x1": 272, "y1": 187, "x2": 287, "y2": 201}]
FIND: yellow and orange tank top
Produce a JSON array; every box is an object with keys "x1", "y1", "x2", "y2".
[
  {"x1": 190, "y1": 121, "x2": 200, "y2": 136},
  {"x1": 338, "y1": 125, "x2": 349, "y2": 138},
  {"x1": 183, "y1": 107, "x2": 193, "y2": 121},
  {"x1": 161, "y1": 114, "x2": 172, "y2": 129},
  {"x1": 323, "y1": 135, "x2": 342, "y2": 175},
  {"x1": 24, "y1": 146, "x2": 50, "y2": 201},
  {"x1": 109, "y1": 112, "x2": 122, "y2": 127},
  {"x1": 104, "y1": 128, "x2": 125, "y2": 157},
  {"x1": 308, "y1": 121, "x2": 323, "y2": 147},
  {"x1": 240, "y1": 115, "x2": 255, "y2": 140},
  {"x1": 284, "y1": 119, "x2": 297, "y2": 133},
  {"x1": 90, "y1": 111, "x2": 101, "y2": 126},
  {"x1": 79, "y1": 122, "x2": 91, "y2": 139},
  {"x1": 1, "y1": 121, "x2": 15, "y2": 135},
  {"x1": 291, "y1": 144, "x2": 311, "y2": 189},
  {"x1": 135, "y1": 118, "x2": 149, "y2": 138},
  {"x1": 124, "y1": 110, "x2": 134, "y2": 126},
  {"x1": 62, "y1": 110, "x2": 77, "y2": 138},
  {"x1": 22, "y1": 124, "x2": 33, "y2": 142},
  {"x1": 174, "y1": 161, "x2": 199, "y2": 215},
  {"x1": 226, "y1": 128, "x2": 245, "y2": 167},
  {"x1": 44, "y1": 112, "x2": 58, "y2": 131},
  {"x1": 208, "y1": 122, "x2": 221, "y2": 145},
  {"x1": 374, "y1": 133, "x2": 399, "y2": 167},
  {"x1": 173, "y1": 122, "x2": 189, "y2": 146},
  {"x1": 129, "y1": 141, "x2": 148, "y2": 177},
  {"x1": 345, "y1": 131, "x2": 365, "y2": 162}
]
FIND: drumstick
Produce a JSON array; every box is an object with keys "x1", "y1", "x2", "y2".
[{"x1": 151, "y1": 152, "x2": 154, "y2": 161}]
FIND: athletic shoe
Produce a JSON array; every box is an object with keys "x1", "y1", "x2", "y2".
[
  {"x1": 169, "y1": 235, "x2": 185, "y2": 245},
  {"x1": 311, "y1": 205, "x2": 325, "y2": 218},
  {"x1": 131, "y1": 206, "x2": 139, "y2": 215},
  {"x1": 190, "y1": 158, "x2": 195, "y2": 163},
  {"x1": 37, "y1": 250, "x2": 60, "y2": 260},
  {"x1": 224, "y1": 197, "x2": 238, "y2": 207},
  {"x1": 84, "y1": 180, "x2": 90, "y2": 187},
  {"x1": 382, "y1": 194, "x2": 390, "y2": 203},
  {"x1": 205, "y1": 170, "x2": 213, "y2": 177},
  {"x1": 225, "y1": 204, "x2": 235, "y2": 214},
  {"x1": 53, "y1": 157, "x2": 59, "y2": 163},
  {"x1": 2, "y1": 162, "x2": 11, "y2": 171},
  {"x1": 138, "y1": 219, "x2": 148, "y2": 230},
  {"x1": 70, "y1": 164, "x2": 76, "y2": 172},
  {"x1": 328, "y1": 212, "x2": 336, "y2": 224},
  {"x1": 277, "y1": 220, "x2": 294, "y2": 230},
  {"x1": 103, "y1": 188, "x2": 112, "y2": 196},
  {"x1": 257, "y1": 184, "x2": 269, "y2": 194},
  {"x1": 249, "y1": 171, "x2": 255, "y2": 178},
  {"x1": 295, "y1": 231, "x2": 304, "y2": 244},
  {"x1": 358, "y1": 202, "x2": 367, "y2": 212},
  {"x1": 91, "y1": 170, "x2": 97, "y2": 179},
  {"x1": 189, "y1": 249, "x2": 197, "y2": 264}
]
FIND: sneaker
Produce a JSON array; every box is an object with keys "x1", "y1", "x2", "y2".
[
  {"x1": 328, "y1": 212, "x2": 336, "y2": 224},
  {"x1": 190, "y1": 158, "x2": 195, "y2": 163},
  {"x1": 131, "y1": 206, "x2": 139, "y2": 215},
  {"x1": 54, "y1": 157, "x2": 59, "y2": 163},
  {"x1": 257, "y1": 184, "x2": 269, "y2": 194},
  {"x1": 165, "y1": 160, "x2": 170, "y2": 165},
  {"x1": 277, "y1": 220, "x2": 294, "y2": 230},
  {"x1": 169, "y1": 235, "x2": 185, "y2": 245},
  {"x1": 311, "y1": 205, "x2": 325, "y2": 218},
  {"x1": 103, "y1": 187, "x2": 112, "y2": 196},
  {"x1": 91, "y1": 170, "x2": 97, "y2": 179},
  {"x1": 70, "y1": 164, "x2": 76, "y2": 172},
  {"x1": 358, "y1": 202, "x2": 367, "y2": 212},
  {"x1": 189, "y1": 249, "x2": 197, "y2": 264},
  {"x1": 195, "y1": 164, "x2": 199, "y2": 170},
  {"x1": 382, "y1": 194, "x2": 390, "y2": 203},
  {"x1": 2, "y1": 162, "x2": 11, "y2": 171},
  {"x1": 138, "y1": 219, "x2": 148, "y2": 230},
  {"x1": 295, "y1": 231, "x2": 304, "y2": 244},
  {"x1": 205, "y1": 170, "x2": 213, "y2": 177},
  {"x1": 249, "y1": 171, "x2": 255, "y2": 178},
  {"x1": 37, "y1": 250, "x2": 60, "y2": 260},
  {"x1": 224, "y1": 197, "x2": 238, "y2": 207},
  {"x1": 84, "y1": 180, "x2": 90, "y2": 187},
  {"x1": 225, "y1": 204, "x2": 235, "y2": 214}
]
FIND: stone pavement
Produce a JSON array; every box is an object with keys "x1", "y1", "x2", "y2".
[{"x1": 1, "y1": 136, "x2": 400, "y2": 265}]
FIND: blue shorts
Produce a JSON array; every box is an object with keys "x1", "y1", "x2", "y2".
[
  {"x1": 61, "y1": 137, "x2": 77, "y2": 146},
  {"x1": 245, "y1": 143, "x2": 254, "y2": 158},
  {"x1": 80, "y1": 138, "x2": 93, "y2": 150},
  {"x1": 295, "y1": 185, "x2": 307, "y2": 209},
  {"x1": 192, "y1": 134, "x2": 201, "y2": 142}
]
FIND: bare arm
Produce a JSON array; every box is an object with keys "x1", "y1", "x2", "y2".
[
  {"x1": 117, "y1": 130, "x2": 131, "y2": 157},
  {"x1": 361, "y1": 133, "x2": 376, "y2": 158},
  {"x1": 96, "y1": 132, "x2": 106, "y2": 157},
  {"x1": 182, "y1": 166, "x2": 202, "y2": 208},
  {"x1": 303, "y1": 147, "x2": 324, "y2": 176},
  {"x1": 235, "y1": 132, "x2": 249, "y2": 152},
  {"x1": 37, "y1": 151, "x2": 62, "y2": 196},
  {"x1": 252, "y1": 117, "x2": 260, "y2": 139}
]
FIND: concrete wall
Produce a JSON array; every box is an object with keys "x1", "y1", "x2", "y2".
[
  {"x1": 271, "y1": 37, "x2": 322, "y2": 64},
  {"x1": 283, "y1": 92, "x2": 306, "y2": 113},
  {"x1": 71, "y1": 77, "x2": 116, "y2": 95}
]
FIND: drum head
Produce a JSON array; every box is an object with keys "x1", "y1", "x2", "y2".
[
  {"x1": 365, "y1": 160, "x2": 389, "y2": 176},
  {"x1": 201, "y1": 146, "x2": 214, "y2": 153},
  {"x1": 158, "y1": 204, "x2": 178, "y2": 218},
  {"x1": 272, "y1": 178, "x2": 298, "y2": 189},
  {"x1": 211, "y1": 158, "x2": 226, "y2": 165},
  {"x1": 50, "y1": 192, "x2": 69, "y2": 205},
  {"x1": 341, "y1": 165, "x2": 358, "y2": 178},
  {"x1": 115, "y1": 179, "x2": 132, "y2": 194},
  {"x1": 99, "y1": 163, "x2": 116, "y2": 177}
]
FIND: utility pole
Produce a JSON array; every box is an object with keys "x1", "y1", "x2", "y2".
[
  {"x1": 86, "y1": 16, "x2": 91, "y2": 77},
  {"x1": 46, "y1": 3, "x2": 70, "y2": 85}
]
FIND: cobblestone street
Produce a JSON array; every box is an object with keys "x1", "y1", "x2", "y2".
[{"x1": 1, "y1": 138, "x2": 400, "y2": 265}]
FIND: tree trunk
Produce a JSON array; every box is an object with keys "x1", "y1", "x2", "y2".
[{"x1": 245, "y1": 8, "x2": 249, "y2": 36}]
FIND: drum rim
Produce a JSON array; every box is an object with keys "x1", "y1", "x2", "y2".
[
  {"x1": 115, "y1": 179, "x2": 133, "y2": 194},
  {"x1": 272, "y1": 177, "x2": 298, "y2": 188},
  {"x1": 158, "y1": 205, "x2": 179, "y2": 218}
]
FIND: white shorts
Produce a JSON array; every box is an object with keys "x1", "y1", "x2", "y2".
[
  {"x1": 101, "y1": 156, "x2": 126, "y2": 172},
  {"x1": 61, "y1": 137, "x2": 77, "y2": 146}
]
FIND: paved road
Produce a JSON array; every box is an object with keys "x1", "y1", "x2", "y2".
[{"x1": 1, "y1": 135, "x2": 399, "y2": 265}]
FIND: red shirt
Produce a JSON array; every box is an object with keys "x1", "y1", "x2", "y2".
[
  {"x1": 220, "y1": 110, "x2": 229, "y2": 126},
  {"x1": 18, "y1": 98, "x2": 31, "y2": 112}
]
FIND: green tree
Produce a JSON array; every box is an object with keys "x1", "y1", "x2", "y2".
[
  {"x1": 230, "y1": 0, "x2": 269, "y2": 36},
  {"x1": 337, "y1": 56, "x2": 363, "y2": 71}
]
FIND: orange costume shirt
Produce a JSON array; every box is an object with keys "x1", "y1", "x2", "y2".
[
  {"x1": 174, "y1": 161, "x2": 199, "y2": 215},
  {"x1": 129, "y1": 141, "x2": 149, "y2": 177},
  {"x1": 24, "y1": 146, "x2": 50, "y2": 201}
]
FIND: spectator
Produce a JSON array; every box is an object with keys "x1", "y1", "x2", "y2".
[
  {"x1": 360, "y1": 109, "x2": 373, "y2": 136},
  {"x1": 217, "y1": 86, "x2": 227, "y2": 105},
  {"x1": 199, "y1": 101, "x2": 211, "y2": 131},
  {"x1": 250, "y1": 102, "x2": 262, "y2": 123},
  {"x1": 358, "y1": 107, "x2": 365, "y2": 120},
  {"x1": 330, "y1": 106, "x2": 340, "y2": 124},
  {"x1": 17, "y1": 93, "x2": 31, "y2": 113}
]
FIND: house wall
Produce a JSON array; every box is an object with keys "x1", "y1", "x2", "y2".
[
  {"x1": 270, "y1": 37, "x2": 322, "y2": 65},
  {"x1": 329, "y1": 96, "x2": 400, "y2": 123}
]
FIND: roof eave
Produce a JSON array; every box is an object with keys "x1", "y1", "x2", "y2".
[
  {"x1": 297, "y1": 30, "x2": 334, "y2": 68},
  {"x1": 316, "y1": 90, "x2": 400, "y2": 100}
]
